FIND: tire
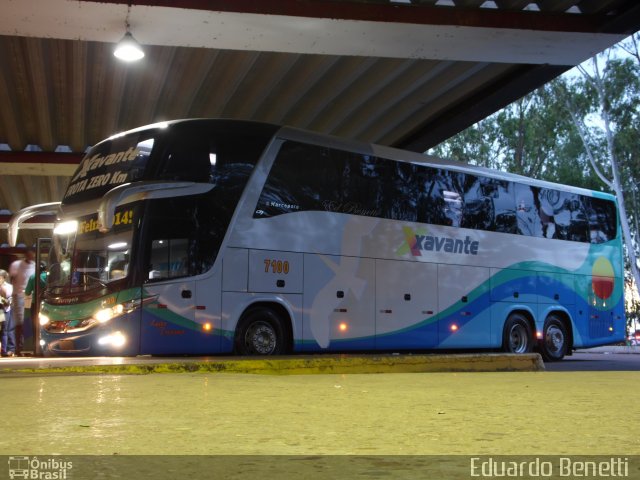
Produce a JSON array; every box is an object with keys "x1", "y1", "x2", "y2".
[
  {"x1": 540, "y1": 316, "x2": 569, "y2": 362},
  {"x1": 235, "y1": 307, "x2": 287, "y2": 356},
  {"x1": 502, "y1": 313, "x2": 533, "y2": 354}
]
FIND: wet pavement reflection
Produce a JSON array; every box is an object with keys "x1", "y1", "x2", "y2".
[{"x1": 1, "y1": 371, "x2": 639, "y2": 455}]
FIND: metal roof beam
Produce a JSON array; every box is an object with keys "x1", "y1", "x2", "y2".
[
  {"x1": 0, "y1": 151, "x2": 81, "y2": 176},
  {"x1": 0, "y1": 215, "x2": 56, "y2": 229},
  {"x1": 1, "y1": 0, "x2": 627, "y2": 66},
  {"x1": 78, "y1": 0, "x2": 625, "y2": 34}
]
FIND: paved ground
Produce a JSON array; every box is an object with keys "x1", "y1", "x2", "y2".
[
  {"x1": 1, "y1": 350, "x2": 638, "y2": 479},
  {"x1": 5, "y1": 369, "x2": 639, "y2": 456},
  {"x1": 547, "y1": 350, "x2": 640, "y2": 371}
]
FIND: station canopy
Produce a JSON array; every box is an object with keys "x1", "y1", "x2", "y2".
[{"x1": 1, "y1": 0, "x2": 639, "y2": 246}]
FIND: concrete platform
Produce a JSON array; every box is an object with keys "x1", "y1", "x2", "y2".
[{"x1": 0, "y1": 352, "x2": 544, "y2": 375}]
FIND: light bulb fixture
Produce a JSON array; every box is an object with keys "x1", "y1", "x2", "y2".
[
  {"x1": 114, "y1": 6, "x2": 144, "y2": 62},
  {"x1": 114, "y1": 31, "x2": 144, "y2": 62}
]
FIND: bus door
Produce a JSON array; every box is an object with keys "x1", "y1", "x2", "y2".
[
  {"x1": 139, "y1": 193, "x2": 225, "y2": 354},
  {"x1": 141, "y1": 238, "x2": 198, "y2": 354},
  {"x1": 141, "y1": 249, "x2": 223, "y2": 354},
  {"x1": 29, "y1": 237, "x2": 51, "y2": 356}
]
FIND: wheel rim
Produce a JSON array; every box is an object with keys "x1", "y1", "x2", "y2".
[
  {"x1": 545, "y1": 324, "x2": 565, "y2": 356},
  {"x1": 508, "y1": 323, "x2": 529, "y2": 353},
  {"x1": 244, "y1": 321, "x2": 277, "y2": 355}
]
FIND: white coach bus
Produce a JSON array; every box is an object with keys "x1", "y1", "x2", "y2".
[{"x1": 11, "y1": 119, "x2": 623, "y2": 360}]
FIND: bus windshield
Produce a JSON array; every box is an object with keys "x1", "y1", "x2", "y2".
[{"x1": 48, "y1": 207, "x2": 137, "y2": 294}]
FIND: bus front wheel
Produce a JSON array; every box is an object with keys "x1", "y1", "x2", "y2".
[
  {"x1": 235, "y1": 307, "x2": 286, "y2": 356},
  {"x1": 540, "y1": 316, "x2": 568, "y2": 362},
  {"x1": 502, "y1": 313, "x2": 533, "y2": 354}
]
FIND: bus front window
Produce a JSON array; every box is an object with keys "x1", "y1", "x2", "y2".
[
  {"x1": 48, "y1": 207, "x2": 137, "y2": 294},
  {"x1": 48, "y1": 224, "x2": 76, "y2": 292}
]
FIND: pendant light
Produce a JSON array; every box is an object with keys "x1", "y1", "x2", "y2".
[{"x1": 114, "y1": 5, "x2": 144, "y2": 62}]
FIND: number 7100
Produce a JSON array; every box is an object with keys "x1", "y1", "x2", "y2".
[{"x1": 264, "y1": 259, "x2": 290, "y2": 274}]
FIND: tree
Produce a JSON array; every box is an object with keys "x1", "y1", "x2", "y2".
[{"x1": 428, "y1": 117, "x2": 501, "y2": 169}]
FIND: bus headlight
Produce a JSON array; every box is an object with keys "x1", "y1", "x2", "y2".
[
  {"x1": 94, "y1": 304, "x2": 125, "y2": 323},
  {"x1": 98, "y1": 331, "x2": 127, "y2": 348},
  {"x1": 39, "y1": 313, "x2": 50, "y2": 326}
]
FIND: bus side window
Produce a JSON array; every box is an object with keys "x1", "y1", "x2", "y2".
[
  {"x1": 515, "y1": 184, "x2": 543, "y2": 237},
  {"x1": 254, "y1": 142, "x2": 329, "y2": 217},
  {"x1": 462, "y1": 177, "x2": 517, "y2": 234},
  {"x1": 551, "y1": 193, "x2": 588, "y2": 242},
  {"x1": 493, "y1": 180, "x2": 517, "y2": 234},
  {"x1": 144, "y1": 195, "x2": 227, "y2": 282},
  {"x1": 145, "y1": 197, "x2": 198, "y2": 281},
  {"x1": 148, "y1": 238, "x2": 189, "y2": 280},
  {"x1": 148, "y1": 240, "x2": 167, "y2": 280},
  {"x1": 585, "y1": 197, "x2": 617, "y2": 244},
  {"x1": 424, "y1": 169, "x2": 464, "y2": 227},
  {"x1": 384, "y1": 160, "x2": 418, "y2": 222}
]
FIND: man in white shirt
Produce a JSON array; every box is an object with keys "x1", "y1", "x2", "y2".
[{"x1": 9, "y1": 248, "x2": 35, "y2": 355}]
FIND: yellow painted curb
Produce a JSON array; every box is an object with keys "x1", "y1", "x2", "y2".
[{"x1": 1, "y1": 353, "x2": 544, "y2": 375}]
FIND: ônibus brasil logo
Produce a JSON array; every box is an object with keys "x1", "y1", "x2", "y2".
[
  {"x1": 8, "y1": 456, "x2": 73, "y2": 479},
  {"x1": 397, "y1": 226, "x2": 480, "y2": 257}
]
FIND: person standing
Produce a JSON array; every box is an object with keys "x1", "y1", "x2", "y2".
[
  {"x1": 0, "y1": 269, "x2": 14, "y2": 357},
  {"x1": 25, "y1": 262, "x2": 47, "y2": 325},
  {"x1": 9, "y1": 249, "x2": 35, "y2": 356}
]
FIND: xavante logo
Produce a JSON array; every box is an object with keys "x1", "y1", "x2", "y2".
[{"x1": 397, "y1": 226, "x2": 480, "y2": 257}]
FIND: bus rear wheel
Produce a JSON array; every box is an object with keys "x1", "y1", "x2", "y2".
[
  {"x1": 540, "y1": 316, "x2": 568, "y2": 362},
  {"x1": 502, "y1": 313, "x2": 533, "y2": 354},
  {"x1": 235, "y1": 307, "x2": 286, "y2": 356}
]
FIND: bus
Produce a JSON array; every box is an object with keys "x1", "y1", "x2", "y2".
[{"x1": 11, "y1": 119, "x2": 624, "y2": 360}]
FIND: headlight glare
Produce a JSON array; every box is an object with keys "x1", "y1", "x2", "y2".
[
  {"x1": 39, "y1": 313, "x2": 50, "y2": 326},
  {"x1": 98, "y1": 331, "x2": 127, "y2": 348},
  {"x1": 94, "y1": 304, "x2": 125, "y2": 323}
]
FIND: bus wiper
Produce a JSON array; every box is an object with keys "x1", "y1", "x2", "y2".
[
  {"x1": 68, "y1": 274, "x2": 108, "y2": 293},
  {"x1": 84, "y1": 274, "x2": 108, "y2": 289},
  {"x1": 49, "y1": 286, "x2": 66, "y2": 295}
]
